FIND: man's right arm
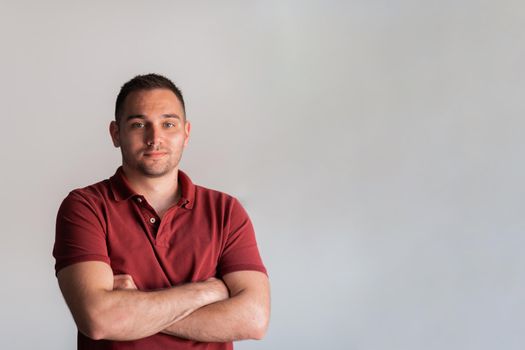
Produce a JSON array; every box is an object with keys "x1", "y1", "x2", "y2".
[{"x1": 57, "y1": 261, "x2": 228, "y2": 341}]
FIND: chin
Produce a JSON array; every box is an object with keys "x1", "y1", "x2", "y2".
[{"x1": 138, "y1": 164, "x2": 175, "y2": 178}]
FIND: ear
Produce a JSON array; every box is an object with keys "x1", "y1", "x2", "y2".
[
  {"x1": 109, "y1": 121, "x2": 120, "y2": 147},
  {"x1": 183, "y1": 120, "x2": 191, "y2": 147}
]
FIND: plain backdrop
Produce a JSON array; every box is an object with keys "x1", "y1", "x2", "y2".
[{"x1": 1, "y1": 1, "x2": 524, "y2": 349}]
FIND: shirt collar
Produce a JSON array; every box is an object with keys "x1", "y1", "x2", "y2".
[{"x1": 109, "y1": 166, "x2": 195, "y2": 209}]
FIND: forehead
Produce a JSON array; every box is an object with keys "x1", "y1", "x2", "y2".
[{"x1": 122, "y1": 88, "x2": 184, "y2": 116}]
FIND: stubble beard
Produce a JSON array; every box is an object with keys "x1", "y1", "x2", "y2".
[
  {"x1": 137, "y1": 158, "x2": 173, "y2": 177},
  {"x1": 134, "y1": 150, "x2": 184, "y2": 178},
  {"x1": 120, "y1": 140, "x2": 186, "y2": 178}
]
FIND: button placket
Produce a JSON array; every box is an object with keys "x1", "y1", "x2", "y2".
[{"x1": 134, "y1": 197, "x2": 160, "y2": 240}]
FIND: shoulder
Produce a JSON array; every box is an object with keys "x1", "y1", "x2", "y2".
[
  {"x1": 193, "y1": 183, "x2": 243, "y2": 210},
  {"x1": 69, "y1": 179, "x2": 112, "y2": 200},
  {"x1": 191, "y1": 184, "x2": 253, "y2": 228},
  {"x1": 194, "y1": 183, "x2": 234, "y2": 201},
  {"x1": 59, "y1": 178, "x2": 113, "y2": 215}
]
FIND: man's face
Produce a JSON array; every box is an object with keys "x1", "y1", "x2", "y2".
[{"x1": 110, "y1": 88, "x2": 190, "y2": 178}]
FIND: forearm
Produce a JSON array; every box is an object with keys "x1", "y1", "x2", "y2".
[
  {"x1": 162, "y1": 280, "x2": 270, "y2": 342},
  {"x1": 88, "y1": 282, "x2": 218, "y2": 341},
  {"x1": 163, "y1": 293, "x2": 262, "y2": 342},
  {"x1": 57, "y1": 262, "x2": 228, "y2": 342}
]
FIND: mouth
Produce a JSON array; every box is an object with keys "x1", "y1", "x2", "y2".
[{"x1": 143, "y1": 152, "x2": 168, "y2": 159}]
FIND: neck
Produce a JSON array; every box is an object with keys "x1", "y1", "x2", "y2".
[{"x1": 121, "y1": 164, "x2": 180, "y2": 203}]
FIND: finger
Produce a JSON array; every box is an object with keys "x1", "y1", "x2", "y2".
[{"x1": 113, "y1": 274, "x2": 138, "y2": 290}]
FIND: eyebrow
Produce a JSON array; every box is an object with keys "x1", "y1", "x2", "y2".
[{"x1": 125, "y1": 114, "x2": 182, "y2": 121}]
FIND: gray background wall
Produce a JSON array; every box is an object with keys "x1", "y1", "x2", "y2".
[{"x1": 1, "y1": 1, "x2": 523, "y2": 349}]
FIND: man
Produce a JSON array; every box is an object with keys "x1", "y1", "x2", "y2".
[{"x1": 53, "y1": 74, "x2": 270, "y2": 350}]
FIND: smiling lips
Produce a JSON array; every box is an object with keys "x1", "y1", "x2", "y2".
[{"x1": 143, "y1": 152, "x2": 168, "y2": 159}]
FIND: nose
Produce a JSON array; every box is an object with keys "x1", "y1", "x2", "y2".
[{"x1": 145, "y1": 124, "x2": 162, "y2": 148}]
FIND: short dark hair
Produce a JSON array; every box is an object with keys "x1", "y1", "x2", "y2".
[{"x1": 115, "y1": 73, "x2": 186, "y2": 124}]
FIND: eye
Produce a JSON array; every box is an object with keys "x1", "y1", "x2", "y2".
[
  {"x1": 164, "y1": 122, "x2": 176, "y2": 128},
  {"x1": 131, "y1": 122, "x2": 145, "y2": 129}
]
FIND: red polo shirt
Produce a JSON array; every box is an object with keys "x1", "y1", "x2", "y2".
[{"x1": 53, "y1": 167, "x2": 266, "y2": 350}]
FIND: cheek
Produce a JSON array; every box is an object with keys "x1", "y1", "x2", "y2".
[
  {"x1": 120, "y1": 135, "x2": 143, "y2": 152},
  {"x1": 174, "y1": 135, "x2": 188, "y2": 149},
  {"x1": 165, "y1": 133, "x2": 184, "y2": 145}
]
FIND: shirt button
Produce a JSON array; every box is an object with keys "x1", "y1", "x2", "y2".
[
  {"x1": 150, "y1": 217, "x2": 156, "y2": 224},
  {"x1": 136, "y1": 197, "x2": 142, "y2": 203}
]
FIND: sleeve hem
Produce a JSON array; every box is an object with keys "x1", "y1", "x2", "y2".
[
  {"x1": 218, "y1": 264, "x2": 268, "y2": 278},
  {"x1": 55, "y1": 255, "x2": 111, "y2": 276}
]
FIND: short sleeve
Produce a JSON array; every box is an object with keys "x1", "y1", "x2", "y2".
[
  {"x1": 217, "y1": 198, "x2": 267, "y2": 277},
  {"x1": 53, "y1": 191, "x2": 110, "y2": 275}
]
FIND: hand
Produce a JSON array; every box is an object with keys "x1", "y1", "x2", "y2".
[
  {"x1": 203, "y1": 277, "x2": 229, "y2": 302},
  {"x1": 113, "y1": 274, "x2": 138, "y2": 290}
]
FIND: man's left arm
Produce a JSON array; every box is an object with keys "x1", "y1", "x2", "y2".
[
  {"x1": 162, "y1": 270, "x2": 270, "y2": 342},
  {"x1": 156, "y1": 197, "x2": 271, "y2": 342}
]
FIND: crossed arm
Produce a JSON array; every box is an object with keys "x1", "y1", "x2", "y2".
[{"x1": 57, "y1": 261, "x2": 270, "y2": 342}]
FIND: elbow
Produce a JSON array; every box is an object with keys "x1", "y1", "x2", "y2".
[
  {"x1": 77, "y1": 311, "x2": 110, "y2": 341},
  {"x1": 78, "y1": 320, "x2": 106, "y2": 341},
  {"x1": 84, "y1": 327, "x2": 106, "y2": 341},
  {"x1": 75, "y1": 302, "x2": 115, "y2": 341},
  {"x1": 250, "y1": 319, "x2": 269, "y2": 340},
  {"x1": 251, "y1": 328, "x2": 267, "y2": 341},
  {"x1": 248, "y1": 306, "x2": 270, "y2": 340}
]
